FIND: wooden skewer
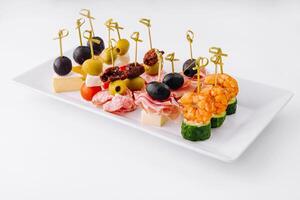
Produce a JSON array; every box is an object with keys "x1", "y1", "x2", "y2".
[
  {"x1": 193, "y1": 57, "x2": 209, "y2": 94},
  {"x1": 186, "y1": 30, "x2": 194, "y2": 60},
  {"x1": 165, "y1": 53, "x2": 179, "y2": 74},
  {"x1": 130, "y1": 32, "x2": 143, "y2": 66},
  {"x1": 80, "y1": 9, "x2": 95, "y2": 36},
  {"x1": 83, "y1": 30, "x2": 100, "y2": 59},
  {"x1": 139, "y1": 18, "x2": 152, "y2": 49},
  {"x1": 53, "y1": 29, "x2": 69, "y2": 57},
  {"x1": 76, "y1": 18, "x2": 85, "y2": 46}
]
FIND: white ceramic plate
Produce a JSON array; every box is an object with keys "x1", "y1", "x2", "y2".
[{"x1": 13, "y1": 52, "x2": 293, "y2": 162}]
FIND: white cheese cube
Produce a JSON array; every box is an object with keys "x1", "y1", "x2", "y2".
[
  {"x1": 141, "y1": 110, "x2": 167, "y2": 126},
  {"x1": 53, "y1": 72, "x2": 83, "y2": 93},
  {"x1": 85, "y1": 74, "x2": 102, "y2": 87}
]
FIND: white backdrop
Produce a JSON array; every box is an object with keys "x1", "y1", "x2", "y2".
[{"x1": 1, "y1": 0, "x2": 300, "y2": 199}]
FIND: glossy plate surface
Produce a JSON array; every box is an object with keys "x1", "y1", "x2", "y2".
[{"x1": 13, "y1": 54, "x2": 293, "y2": 162}]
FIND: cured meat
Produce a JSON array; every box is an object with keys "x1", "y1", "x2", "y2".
[
  {"x1": 141, "y1": 71, "x2": 166, "y2": 83},
  {"x1": 92, "y1": 90, "x2": 113, "y2": 106},
  {"x1": 92, "y1": 89, "x2": 136, "y2": 114},
  {"x1": 134, "y1": 92, "x2": 180, "y2": 119},
  {"x1": 103, "y1": 94, "x2": 136, "y2": 113}
]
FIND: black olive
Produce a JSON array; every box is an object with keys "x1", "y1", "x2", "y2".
[
  {"x1": 53, "y1": 56, "x2": 72, "y2": 76},
  {"x1": 163, "y1": 73, "x2": 184, "y2": 90},
  {"x1": 182, "y1": 58, "x2": 196, "y2": 77},
  {"x1": 146, "y1": 81, "x2": 170, "y2": 101},
  {"x1": 73, "y1": 46, "x2": 91, "y2": 65},
  {"x1": 87, "y1": 36, "x2": 105, "y2": 55}
]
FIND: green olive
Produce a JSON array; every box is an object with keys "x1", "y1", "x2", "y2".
[
  {"x1": 101, "y1": 47, "x2": 118, "y2": 64},
  {"x1": 109, "y1": 80, "x2": 127, "y2": 95},
  {"x1": 144, "y1": 62, "x2": 159, "y2": 75},
  {"x1": 82, "y1": 59, "x2": 103, "y2": 76},
  {"x1": 124, "y1": 77, "x2": 145, "y2": 91},
  {"x1": 115, "y1": 39, "x2": 130, "y2": 56}
]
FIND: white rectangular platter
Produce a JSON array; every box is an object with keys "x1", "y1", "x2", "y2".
[{"x1": 13, "y1": 55, "x2": 293, "y2": 162}]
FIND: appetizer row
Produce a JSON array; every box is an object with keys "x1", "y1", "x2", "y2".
[{"x1": 51, "y1": 9, "x2": 239, "y2": 142}]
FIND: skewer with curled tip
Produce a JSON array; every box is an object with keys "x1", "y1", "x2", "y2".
[
  {"x1": 182, "y1": 30, "x2": 198, "y2": 78},
  {"x1": 53, "y1": 29, "x2": 69, "y2": 57},
  {"x1": 105, "y1": 18, "x2": 114, "y2": 47},
  {"x1": 53, "y1": 29, "x2": 72, "y2": 76},
  {"x1": 73, "y1": 18, "x2": 92, "y2": 65},
  {"x1": 130, "y1": 32, "x2": 143, "y2": 66},
  {"x1": 162, "y1": 52, "x2": 184, "y2": 90},
  {"x1": 209, "y1": 47, "x2": 227, "y2": 74},
  {"x1": 83, "y1": 30, "x2": 100, "y2": 60},
  {"x1": 139, "y1": 18, "x2": 152, "y2": 50},
  {"x1": 193, "y1": 57, "x2": 209, "y2": 94},
  {"x1": 186, "y1": 30, "x2": 194, "y2": 60},
  {"x1": 80, "y1": 9, "x2": 104, "y2": 55},
  {"x1": 110, "y1": 21, "x2": 130, "y2": 56},
  {"x1": 76, "y1": 18, "x2": 85, "y2": 46},
  {"x1": 209, "y1": 47, "x2": 227, "y2": 86},
  {"x1": 165, "y1": 53, "x2": 179, "y2": 74},
  {"x1": 110, "y1": 21, "x2": 124, "y2": 40},
  {"x1": 80, "y1": 9, "x2": 95, "y2": 36}
]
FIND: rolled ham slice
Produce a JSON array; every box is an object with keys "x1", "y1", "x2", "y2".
[{"x1": 134, "y1": 92, "x2": 180, "y2": 119}]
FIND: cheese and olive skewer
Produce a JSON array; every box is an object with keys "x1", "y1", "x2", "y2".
[{"x1": 52, "y1": 29, "x2": 83, "y2": 93}]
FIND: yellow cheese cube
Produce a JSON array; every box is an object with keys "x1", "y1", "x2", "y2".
[
  {"x1": 53, "y1": 72, "x2": 83, "y2": 93},
  {"x1": 141, "y1": 110, "x2": 167, "y2": 126}
]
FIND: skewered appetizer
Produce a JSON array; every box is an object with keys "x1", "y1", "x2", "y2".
[
  {"x1": 72, "y1": 18, "x2": 91, "y2": 66},
  {"x1": 182, "y1": 30, "x2": 206, "y2": 86},
  {"x1": 80, "y1": 9, "x2": 105, "y2": 55},
  {"x1": 80, "y1": 30, "x2": 103, "y2": 101},
  {"x1": 123, "y1": 32, "x2": 145, "y2": 91},
  {"x1": 100, "y1": 19, "x2": 131, "y2": 68},
  {"x1": 72, "y1": 18, "x2": 91, "y2": 80},
  {"x1": 92, "y1": 66, "x2": 136, "y2": 113},
  {"x1": 204, "y1": 47, "x2": 239, "y2": 115},
  {"x1": 138, "y1": 18, "x2": 165, "y2": 83},
  {"x1": 178, "y1": 57, "x2": 214, "y2": 141},
  {"x1": 52, "y1": 29, "x2": 83, "y2": 93},
  {"x1": 163, "y1": 53, "x2": 194, "y2": 99},
  {"x1": 135, "y1": 50, "x2": 180, "y2": 126},
  {"x1": 110, "y1": 21, "x2": 130, "y2": 66}
]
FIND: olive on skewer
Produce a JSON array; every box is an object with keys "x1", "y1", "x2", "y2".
[
  {"x1": 53, "y1": 29, "x2": 72, "y2": 76},
  {"x1": 182, "y1": 30, "x2": 197, "y2": 78},
  {"x1": 163, "y1": 53, "x2": 184, "y2": 90},
  {"x1": 73, "y1": 18, "x2": 91, "y2": 65}
]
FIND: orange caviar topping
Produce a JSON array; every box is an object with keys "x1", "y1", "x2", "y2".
[
  {"x1": 204, "y1": 73, "x2": 239, "y2": 100},
  {"x1": 178, "y1": 92, "x2": 213, "y2": 124},
  {"x1": 200, "y1": 85, "x2": 228, "y2": 115}
]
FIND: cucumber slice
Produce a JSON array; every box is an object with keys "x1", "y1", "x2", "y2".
[
  {"x1": 211, "y1": 111, "x2": 226, "y2": 128},
  {"x1": 181, "y1": 120, "x2": 211, "y2": 141},
  {"x1": 226, "y1": 97, "x2": 237, "y2": 115}
]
